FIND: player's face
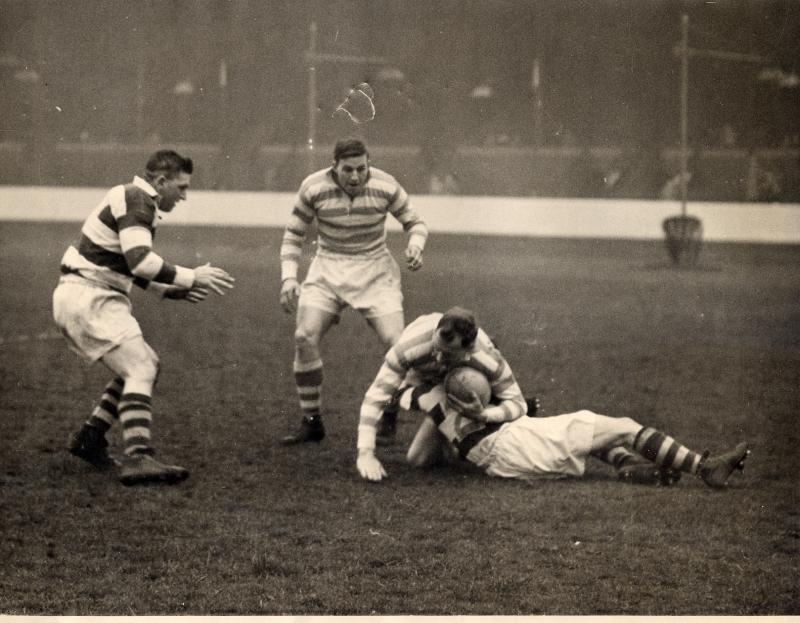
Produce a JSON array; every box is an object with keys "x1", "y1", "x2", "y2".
[
  {"x1": 334, "y1": 154, "x2": 369, "y2": 195},
  {"x1": 156, "y1": 171, "x2": 191, "y2": 212},
  {"x1": 433, "y1": 328, "x2": 471, "y2": 365}
]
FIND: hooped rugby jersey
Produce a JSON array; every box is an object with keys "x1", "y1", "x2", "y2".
[
  {"x1": 357, "y1": 312, "x2": 527, "y2": 451},
  {"x1": 280, "y1": 166, "x2": 428, "y2": 281},
  {"x1": 59, "y1": 176, "x2": 195, "y2": 294}
]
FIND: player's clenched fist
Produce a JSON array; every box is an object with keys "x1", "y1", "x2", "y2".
[
  {"x1": 404, "y1": 245, "x2": 423, "y2": 271},
  {"x1": 279, "y1": 278, "x2": 300, "y2": 314},
  {"x1": 193, "y1": 263, "x2": 235, "y2": 295},
  {"x1": 357, "y1": 449, "x2": 387, "y2": 482}
]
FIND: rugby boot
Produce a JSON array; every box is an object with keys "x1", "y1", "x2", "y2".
[
  {"x1": 525, "y1": 396, "x2": 541, "y2": 416},
  {"x1": 68, "y1": 425, "x2": 118, "y2": 469},
  {"x1": 118, "y1": 453, "x2": 189, "y2": 486},
  {"x1": 698, "y1": 441, "x2": 750, "y2": 488},
  {"x1": 618, "y1": 461, "x2": 682, "y2": 486},
  {"x1": 280, "y1": 415, "x2": 326, "y2": 445},
  {"x1": 376, "y1": 409, "x2": 398, "y2": 447}
]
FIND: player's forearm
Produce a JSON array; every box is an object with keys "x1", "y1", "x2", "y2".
[
  {"x1": 483, "y1": 397, "x2": 526, "y2": 423},
  {"x1": 406, "y1": 223, "x2": 428, "y2": 251},
  {"x1": 280, "y1": 227, "x2": 306, "y2": 281},
  {"x1": 120, "y1": 227, "x2": 194, "y2": 288},
  {"x1": 280, "y1": 259, "x2": 299, "y2": 282},
  {"x1": 357, "y1": 420, "x2": 378, "y2": 452}
]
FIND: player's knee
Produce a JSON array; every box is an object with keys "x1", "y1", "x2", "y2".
[
  {"x1": 122, "y1": 350, "x2": 159, "y2": 386},
  {"x1": 294, "y1": 325, "x2": 321, "y2": 350},
  {"x1": 406, "y1": 446, "x2": 426, "y2": 468},
  {"x1": 616, "y1": 416, "x2": 641, "y2": 442}
]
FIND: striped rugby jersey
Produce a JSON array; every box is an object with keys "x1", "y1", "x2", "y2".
[
  {"x1": 357, "y1": 312, "x2": 527, "y2": 451},
  {"x1": 280, "y1": 166, "x2": 428, "y2": 281},
  {"x1": 59, "y1": 176, "x2": 195, "y2": 294}
]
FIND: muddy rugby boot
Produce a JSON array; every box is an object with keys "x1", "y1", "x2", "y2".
[
  {"x1": 68, "y1": 425, "x2": 118, "y2": 469},
  {"x1": 698, "y1": 442, "x2": 750, "y2": 488},
  {"x1": 280, "y1": 415, "x2": 326, "y2": 445},
  {"x1": 618, "y1": 462, "x2": 682, "y2": 486},
  {"x1": 118, "y1": 453, "x2": 189, "y2": 486}
]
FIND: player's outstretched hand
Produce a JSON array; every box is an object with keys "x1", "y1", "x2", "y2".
[
  {"x1": 280, "y1": 278, "x2": 300, "y2": 314},
  {"x1": 357, "y1": 449, "x2": 387, "y2": 482},
  {"x1": 164, "y1": 285, "x2": 210, "y2": 303},
  {"x1": 184, "y1": 286, "x2": 210, "y2": 303},
  {"x1": 193, "y1": 263, "x2": 235, "y2": 295},
  {"x1": 446, "y1": 392, "x2": 487, "y2": 421},
  {"x1": 404, "y1": 245, "x2": 423, "y2": 271}
]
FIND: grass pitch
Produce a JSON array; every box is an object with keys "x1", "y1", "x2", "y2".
[{"x1": 0, "y1": 221, "x2": 798, "y2": 615}]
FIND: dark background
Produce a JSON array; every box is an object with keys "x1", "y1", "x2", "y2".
[{"x1": 2, "y1": 0, "x2": 799, "y2": 198}]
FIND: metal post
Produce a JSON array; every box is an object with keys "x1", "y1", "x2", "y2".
[
  {"x1": 307, "y1": 21, "x2": 318, "y2": 172},
  {"x1": 532, "y1": 58, "x2": 542, "y2": 147},
  {"x1": 680, "y1": 13, "x2": 689, "y2": 217}
]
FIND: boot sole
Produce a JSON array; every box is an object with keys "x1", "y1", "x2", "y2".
[
  {"x1": 69, "y1": 447, "x2": 120, "y2": 470},
  {"x1": 119, "y1": 471, "x2": 189, "y2": 486},
  {"x1": 702, "y1": 443, "x2": 750, "y2": 487},
  {"x1": 279, "y1": 434, "x2": 325, "y2": 446}
]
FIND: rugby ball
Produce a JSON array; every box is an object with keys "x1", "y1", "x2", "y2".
[{"x1": 444, "y1": 367, "x2": 491, "y2": 406}]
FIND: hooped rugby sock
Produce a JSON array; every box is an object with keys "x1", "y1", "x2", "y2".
[
  {"x1": 86, "y1": 377, "x2": 124, "y2": 432},
  {"x1": 118, "y1": 392, "x2": 154, "y2": 456},
  {"x1": 593, "y1": 445, "x2": 640, "y2": 468},
  {"x1": 633, "y1": 427, "x2": 702, "y2": 474},
  {"x1": 294, "y1": 358, "x2": 323, "y2": 420}
]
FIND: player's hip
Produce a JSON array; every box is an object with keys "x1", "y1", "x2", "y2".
[
  {"x1": 53, "y1": 278, "x2": 141, "y2": 363},
  {"x1": 472, "y1": 411, "x2": 597, "y2": 479}
]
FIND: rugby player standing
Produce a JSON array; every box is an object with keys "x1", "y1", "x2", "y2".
[
  {"x1": 279, "y1": 138, "x2": 428, "y2": 446},
  {"x1": 54, "y1": 150, "x2": 235, "y2": 485}
]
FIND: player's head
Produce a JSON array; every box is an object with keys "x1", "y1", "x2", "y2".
[
  {"x1": 332, "y1": 138, "x2": 369, "y2": 196},
  {"x1": 434, "y1": 306, "x2": 479, "y2": 363},
  {"x1": 145, "y1": 150, "x2": 193, "y2": 212}
]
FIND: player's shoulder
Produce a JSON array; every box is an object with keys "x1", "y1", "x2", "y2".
[
  {"x1": 395, "y1": 312, "x2": 441, "y2": 347},
  {"x1": 298, "y1": 168, "x2": 337, "y2": 202},
  {"x1": 407, "y1": 312, "x2": 443, "y2": 331},
  {"x1": 300, "y1": 167, "x2": 333, "y2": 188},
  {"x1": 368, "y1": 166, "x2": 402, "y2": 189},
  {"x1": 123, "y1": 183, "x2": 158, "y2": 212},
  {"x1": 471, "y1": 330, "x2": 506, "y2": 367},
  {"x1": 99, "y1": 182, "x2": 154, "y2": 221}
]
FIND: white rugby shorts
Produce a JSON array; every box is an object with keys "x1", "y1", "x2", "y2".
[
  {"x1": 469, "y1": 410, "x2": 597, "y2": 480},
  {"x1": 299, "y1": 250, "x2": 403, "y2": 319},
  {"x1": 52, "y1": 275, "x2": 142, "y2": 363}
]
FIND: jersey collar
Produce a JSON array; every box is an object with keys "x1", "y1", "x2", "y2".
[
  {"x1": 132, "y1": 175, "x2": 158, "y2": 198},
  {"x1": 329, "y1": 167, "x2": 372, "y2": 195}
]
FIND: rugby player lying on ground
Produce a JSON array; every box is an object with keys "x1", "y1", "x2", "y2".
[{"x1": 356, "y1": 306, "x2": 749, "y2": 487}]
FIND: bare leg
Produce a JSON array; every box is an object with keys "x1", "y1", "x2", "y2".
[
  {"x1": 293, "y1": 306, "x2": 337, "y2": 415},
  {"x1": 100, "y1": 336, "x2": 188, "y2": 484},
  {"x1": 366, "y1": 311, "x2": 405, "y2": 350},
  {"x1": 367, "y1": 311, "x2": 405, "y2": 445},
  {"x1": 101, "y1": 337, "x2": 160, "y2": 456},
  {"x1": 407, "y1": 417, "x2": 450, "y2": 468}
]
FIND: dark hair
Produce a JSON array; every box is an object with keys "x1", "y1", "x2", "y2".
[
  {"x1": 145, "y1": 150, "x2": 193, "y2": 180},
  {"x1": 437, "y1": 306, "x2": 478, "y2": 348},
  {"x1": 333, "y1": 138, "x2": 368, "y2": 163}
]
